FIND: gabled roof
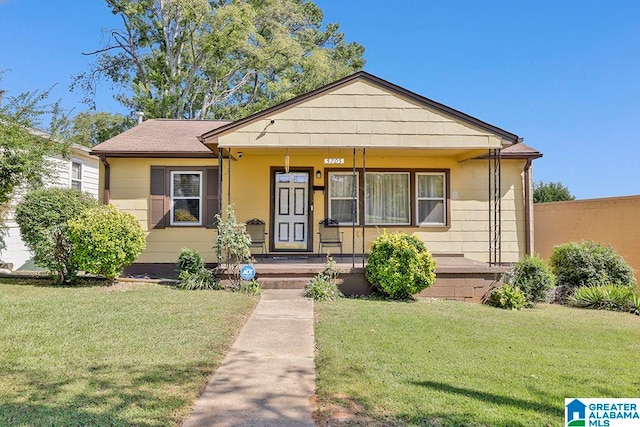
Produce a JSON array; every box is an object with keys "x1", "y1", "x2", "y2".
[
  {"x1": 91, "y1": 119, "x2": 230, "y2": 157},
  {"x1": 200, "y1": 71, "x2": 521, "y2": 143}
]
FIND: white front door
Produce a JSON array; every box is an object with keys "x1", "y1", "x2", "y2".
[{"x1": 273, "y1": 172, "x2": 310, "y2": 250}]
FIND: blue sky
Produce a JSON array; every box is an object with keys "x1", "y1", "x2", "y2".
[{"x1": 1, "y1": 0, "x2": 639, "y2": 199}]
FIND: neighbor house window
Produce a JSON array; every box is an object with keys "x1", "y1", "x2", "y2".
[
  {"x1": 170, "y1": 171, "x2": 203, "y2": 226},
  {"x1": 416, "y1": 172, "x2": 446, "y2": 226},
  {"x1": 328, "y1": 172, "x2": 359, "y2": 225},
  {"x1": 365, "y1": 172, "x2": 410, "y2": 225},
  {"x1": 70, "y1": 161, "x2": 82, "y2": 191}
]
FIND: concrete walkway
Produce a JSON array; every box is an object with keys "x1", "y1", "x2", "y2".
[{"x1": 183, "y1": 290, "x2": 316, "y2": 427}]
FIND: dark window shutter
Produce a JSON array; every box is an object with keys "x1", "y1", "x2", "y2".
[
  {"x1": 150, "y1": 166, "x2": 167, "y2": 229},
  {"x1": 205, "y1": 167, "x2": 219, "y2": 228}
]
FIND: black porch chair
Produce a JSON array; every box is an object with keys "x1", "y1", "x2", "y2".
[{"x1": 317, "y1": 218, "x2": 344, "y2": 258}]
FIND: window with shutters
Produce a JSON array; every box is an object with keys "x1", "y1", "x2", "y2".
[{"x1": 150, "y1": 166, "x2": 219, "y2": 230}]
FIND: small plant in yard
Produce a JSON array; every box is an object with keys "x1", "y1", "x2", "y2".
[
  {"x1": 568, "y1": 284, "x2": 638, "y2": 313},
  {"x1": 485, "y1": 284, "x2": 527, "y2": 310},
  {"x1": 511, "y1": 255, "x2": 555, "y2": 305},
  {"x1": 179, "y1": 267, "x2": 220, "y2": 290},
  {"x1": 214, "y1": 204, "x2": 251, "y2": 288},
  {"x1": 68, "y1": 204, "x2": 146, "y2": 281},
  {"x1": 176, "y1": 248, "x2": 205, "y2": 280},
  {"x1": 305, "y1": 255, "x2": 343, "y2": 301},
  {"x1": 365, "y1": 231, "x2": 436, "y2": 300},
  {"x1": 15, "y1": 187, "x2": 97, "y2": 284},
  {"x1": 550, "y1": 241, "x2": 636, "y2": 289},
  {"x1": 238, "y1": 278, "x2": 262, "y2": 295}
]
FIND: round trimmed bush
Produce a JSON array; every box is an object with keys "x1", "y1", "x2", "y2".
[
  {"x1": 511, "y1": 255, "x2": 555, "y2": 304},
  {"x1": 15, "y1": 187, "x2": 97, "y2": 284},
  {"x1": 550, "y1": 241, "x2": 636, "y2": 289},
  {"x1": 486, "y1": 284, "x2": 527, "y2": 310},
  {"x1": 365, "y1": 231, "x2": 436, "y2": 300},
  {"x1": 68, "y1": 204, "x2": 146, "y2": 280}
]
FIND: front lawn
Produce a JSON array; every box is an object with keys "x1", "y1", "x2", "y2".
[
  {"x1": 314, "y1": 299, "x2": 640, "y2": 426},
  {"x1": 0, "y1": 279, "x2": 257, "y2": 426}
]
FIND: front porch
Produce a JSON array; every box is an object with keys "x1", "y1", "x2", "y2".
[{"x1": 246, "y1": 254, "x2": 507, "y2": 303}]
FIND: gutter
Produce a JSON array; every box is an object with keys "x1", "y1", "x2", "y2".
[
  {"x1": 100, "y1": 156, "x2": 110, "y2": 205},
  {"x1": 524, "y1": 158, "x2": 533, "y2": 256}
]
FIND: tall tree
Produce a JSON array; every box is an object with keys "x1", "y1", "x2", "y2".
[
  {"x1": 74, "y1": 0, "x2": 365, "y2": 119},
  {"x1": 533, "y1": 181, "x2": 576, "y2": 203},
  {"x1": 0, "y1": 81, "x2": 71, "y2": 252},
  {"x1": 66, "y1": 111, "x2": 134, "y2": 146}
]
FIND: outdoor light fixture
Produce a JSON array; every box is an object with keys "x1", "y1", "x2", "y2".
[{"x1": 316, "y1": 170, "x2": 322, "y2": 180}]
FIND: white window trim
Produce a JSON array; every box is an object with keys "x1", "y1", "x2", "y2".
[
  {"x1": 364, "y1": 172, "x2": 411, "y2": 226},
  {"x1": 70, "y1": 159, "x2": 82, "y2": 191},
  {"x1": 327, "y1": 171, "x2": 360, "y2": 226},
  {"x1": 170, "y1": 171, "x2": 203, "y2": 226},
  {"x1": 416, "y1": 172, "x2": 447, "y2": 227}
]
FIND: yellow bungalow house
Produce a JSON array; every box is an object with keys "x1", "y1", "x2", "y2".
[{"x1": 91, "y1": 72, "x2": 541, "y2": 299}]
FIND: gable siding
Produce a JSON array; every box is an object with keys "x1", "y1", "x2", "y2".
[{"x1": 218, "y1": 81, "x2": 502, "y2": 149}]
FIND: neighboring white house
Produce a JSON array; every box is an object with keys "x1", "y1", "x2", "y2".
[{"x1": 1, "y1": 145, "x2": 99, "y2": 270}]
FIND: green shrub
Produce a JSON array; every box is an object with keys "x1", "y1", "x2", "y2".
[
  {"x1": 214, "y1": 204, "x2": 251, "y2": 287},
  {"x1": 568, "y1": 284, "x2": 637, "y2": 312},
  {"x1": 511, "y1": 255, "x2": 555, "y2": 304},
  {"x1": 305, "y1": 256, "x2": 343, "y2": 301},
  {"x1": 15, "y1": 187, "x2": 97, "y2": 284},
  {"x1": 176, "y1": 248, "x2": 205, "y2": 280},
  {"x1": 630, "y1": 293, "x2": 640, "y2": 316},
  {"x1": 550, "y1": 241, "x2": 636, "y2": 289},
  {"x1": 68, "y1": 204, "x2": 146, "y2": 280},
  {"x1": 365, "y1": 231, "x2": 436, "y2": 300},
  {"x1": 179, "y1": 268, "x2": 220, "y2": 290},
  {"x1": 486, "y1": 284, "x2": 527, "y2": 310},
  {"x1": 238, "y1": 279, "x2": 262, "y2": 296}
]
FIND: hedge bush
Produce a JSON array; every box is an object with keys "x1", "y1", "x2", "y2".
[
  {"x1": 550, "y1": 241, "x2": 636, "y2": 289},
  {"x1": 365, "y1": 231, "x2": 436, "y2": 300},
  {"x1": 511, "y1": 255, "x2": 555, "y2": 304},
  {"x1": 15, "y1": 187, "x2": 97, "y2": 284},
  {"x1": 176, "y1": 248, "x2": 205, "y2": 280},
  {"x1": 68, "y1": 204, "x2": 146, "y2": 280}
]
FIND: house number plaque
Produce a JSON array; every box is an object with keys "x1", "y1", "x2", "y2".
[{"x1": 324, "y1": 158, "x2": 345, "y2": 165}]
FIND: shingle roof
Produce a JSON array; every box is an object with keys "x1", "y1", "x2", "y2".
[
  {"x1": 500, "y1": 142, "x2": 542, "y2": 158},
  {"x1": 91, "y1": 119, "x2": 230, "y2": 156}
]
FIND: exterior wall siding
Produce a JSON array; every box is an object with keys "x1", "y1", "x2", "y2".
[
  {"x1": 534, "y1": 196, "x2": 640, "y2": 283},
  {"x1": 217, "y1": 81, "x2": 503, "y2": 149},
  {"x1": 105, "y1": 157, "x2": 219, "y2": 264},
  {"x1": 1, "y1": 147, "x2": 99, "y2": 270}
]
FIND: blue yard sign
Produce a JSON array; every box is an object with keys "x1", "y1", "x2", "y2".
[{"x1": 240, "y1": 265, "x2": 256, "y2": 281}]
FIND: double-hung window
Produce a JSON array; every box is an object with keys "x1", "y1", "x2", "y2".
[
  {"x1": 365, "y1": 172, "x2": 410, "y2": 225},
  {"x1": 328, "y1": 172, "x2": 359, "y2": 225},
  {"x1": 70, "y1": 161, "x2": 82, "y2": 191},
  {"x1": 416, "y1": 172, "x2": 446, "y2": 226},
  {"x1": 170, "y1": 171, "x2": 203, "y2": 226}
]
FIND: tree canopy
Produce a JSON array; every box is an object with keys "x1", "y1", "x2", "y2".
[
  {"x1": 533, "y1": 181, "x2": 576, "y2": 203},
  {"x1": 74, "y1": 0, "x2": 365, "y2": 120},
  {"x1": 65, "y1": 111, "x2": 134, "y2": 146}
]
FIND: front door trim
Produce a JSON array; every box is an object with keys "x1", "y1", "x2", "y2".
[{"x1": 269, "y1": 167, "x2": 314, "y2": 252}]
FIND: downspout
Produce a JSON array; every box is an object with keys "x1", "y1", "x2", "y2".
[
  {"x1": 524, "y1": 157, "x2": 533, "y2": 256},
  {"x1": 100, "y1": 155, "x2": 110, "y2": 205}
]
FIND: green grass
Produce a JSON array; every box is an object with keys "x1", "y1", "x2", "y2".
[
  {"x1": 314, "y1": 298, "x2": 640, "y2": 426},
  {"x1": 0, "y1": 279, "x2": 257, "y2": 426}
]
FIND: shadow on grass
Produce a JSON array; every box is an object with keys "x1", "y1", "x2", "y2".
[
  {"x1": 409, "y1": 380, "x2": 563, "y2": 418},
  {"x1": 0, "y1": 361, "x2": 215, "y2": 426}
]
